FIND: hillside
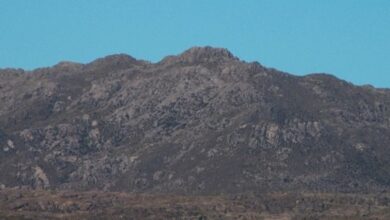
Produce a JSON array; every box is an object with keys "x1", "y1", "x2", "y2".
[
  {"x1": 1, "y1": 47, "x2": 390, "y2": 194},
  {"x1": 0, "y1": 47, "x2": 390, "y2": 218}
]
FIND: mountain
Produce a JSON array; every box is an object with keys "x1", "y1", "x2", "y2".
[{"x1": 1, "y1": 47, "x2": 390, "y2": 196}]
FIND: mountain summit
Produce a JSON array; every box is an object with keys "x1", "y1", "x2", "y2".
[
  {"x1": 0, "y1": 47, "x2": 389, "y2": 195},
  {"x1": 160, "y1": 46, "x2": 239, "y2": 65}
]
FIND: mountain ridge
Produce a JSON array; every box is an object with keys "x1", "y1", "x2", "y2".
[{"x1": 0, "y1": 47, "x2": 386, "y2": 90}]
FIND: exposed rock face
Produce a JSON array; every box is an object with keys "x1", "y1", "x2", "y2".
[
  {"x1": 0, "y1": 47, "x2": 389, "y2": 194},
  {"x1": 33, "y1": 166, "x2": 50, "y2": 189}
]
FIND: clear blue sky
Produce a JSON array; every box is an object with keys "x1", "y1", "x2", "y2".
[{"x1": 1, "y1": 0, "x2": 389, "y2": 87}]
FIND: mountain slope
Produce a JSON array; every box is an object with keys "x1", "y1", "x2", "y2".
[{"x1": 0, "y1": 46, "x2": 389, "y2": 194}]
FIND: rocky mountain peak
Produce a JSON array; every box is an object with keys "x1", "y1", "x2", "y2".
[
  {"x1": 85, "y1": 53, "x2": 138, "y2": 71},
  {"x1": 181, "y1": 46, "x2": 236, "y2": 59},
  {"x1": 52, "y1": 61, "x2": 84, "y2": 72},
  {"x1": 160, "y1": 46, "x2": 238, "y2": 65}
]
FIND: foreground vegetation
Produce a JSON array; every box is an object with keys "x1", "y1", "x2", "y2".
[{"x1": 0, "y1": 188, "x2": 389, "y2": 219}]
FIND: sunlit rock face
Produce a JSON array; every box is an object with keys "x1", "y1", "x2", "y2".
[{"x1": 0, "y1": 47, "x2": 390, "y2": 194}]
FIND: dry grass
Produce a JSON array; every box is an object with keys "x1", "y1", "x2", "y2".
[{"x1": 0, "y1": 188, "x2": 389, "y2": 219}]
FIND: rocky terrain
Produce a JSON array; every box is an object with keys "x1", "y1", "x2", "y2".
[{"x1": 0, "y1": 46, "x2": 390, "y2": 218}]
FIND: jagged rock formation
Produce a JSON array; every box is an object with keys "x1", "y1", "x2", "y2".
[{"x1": 0, "y1": 46, "x2": 390, "y2": 195}]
